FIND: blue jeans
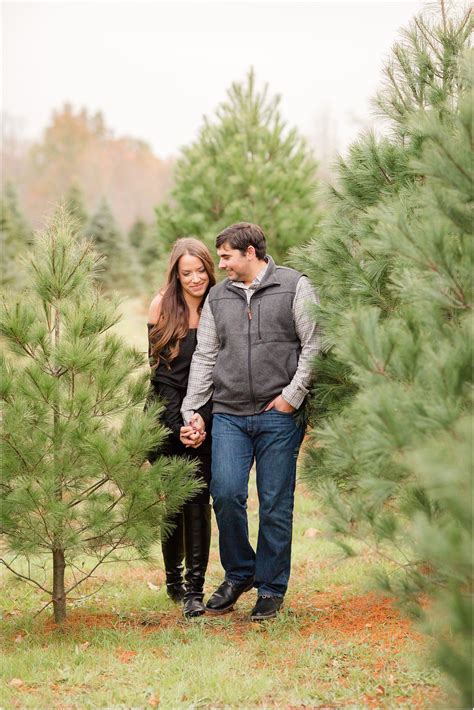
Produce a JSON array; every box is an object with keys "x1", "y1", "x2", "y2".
[{"x1": 210, "y1": 412, "x2": 305, "y2": 598}]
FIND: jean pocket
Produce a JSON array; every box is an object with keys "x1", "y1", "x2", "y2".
[{"x1": 267, "y1": 408, "x2": 294, "y2": 416}]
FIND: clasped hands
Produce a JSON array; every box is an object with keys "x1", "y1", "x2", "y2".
[
  {"x1": 180, "y1": 413, "x2": 206, "y2": 448},
  {"x1": 179, "y1": 395, "x2": 295, "y2": 448}
]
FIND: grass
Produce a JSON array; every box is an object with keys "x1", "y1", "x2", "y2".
[
  {"x1": 0, "y1": 480, "x2": 450, "y2": 709},
  {"x1": 0, "y1": 297, "x2": 453, "y2": 709}
]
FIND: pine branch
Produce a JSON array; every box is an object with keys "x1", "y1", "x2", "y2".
[
  {"x1": 64, "y1": 536, "x2": 126, "y2": 596},
  {"x1": 81, "y1": 494, "x2": 162, "y2": 543},
  {"x1": 1, "y1": 435, "x2": 33, "y2": 472},
  {"x1": 33, "y1": 598, "x2": 54, "y2": 618},
  {"x1": 25, "y1": 370, "x2": 63, "y2": 417},
  {"x1": 67, "y1": 477, "x2": 110, "y2": 508},
  {"x1": 0, "y1": 558, "x2": 52, "y2": 594},
  {"x1": 25, "y1": 488, "x2": 53, "y2": 544}
]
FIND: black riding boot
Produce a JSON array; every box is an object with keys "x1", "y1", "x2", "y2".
[
  {"x1": 161, "y1": 511, "x2": 185, "y2": 602},
  {"x1": 183, "y1": 504, "x2": 211, "y2": 618}
]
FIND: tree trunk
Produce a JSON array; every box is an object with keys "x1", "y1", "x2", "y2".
[
  {"x1": 52, "y1": 304, "x2": 66, "y2": 624},
  {"x1": 52, "y1": 548, "x2": 66, "y2": 623}
]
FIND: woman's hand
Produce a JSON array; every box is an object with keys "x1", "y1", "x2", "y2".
[{"x1": 180, "y1": 413, "x2": 206, "y2": 448}]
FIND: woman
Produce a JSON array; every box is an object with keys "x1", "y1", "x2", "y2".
[{"x1": 147, "y1": 238, "x2": 215, "y2": 618}]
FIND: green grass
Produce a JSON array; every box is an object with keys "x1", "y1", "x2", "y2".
[
  {"x1": 0, "y1": 297, "x2": 452, "y2": 709},
  {"x1": 0, "y1": 483, "x2": 449, "y2": 710}
]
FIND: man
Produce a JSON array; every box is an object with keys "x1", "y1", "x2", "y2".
[{"x1": 180, "y1": 222, "x2": 320, "y2": 620}]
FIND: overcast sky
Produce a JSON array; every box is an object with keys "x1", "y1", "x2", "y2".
[{"x1": 3, "y1": 0, "x2": 425, "y2": 159}]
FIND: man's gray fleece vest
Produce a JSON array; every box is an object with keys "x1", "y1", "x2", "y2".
[{"x1": 208, "y1": 255, "x2": 303, "y2": 416}]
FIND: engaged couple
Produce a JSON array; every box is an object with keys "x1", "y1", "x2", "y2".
[{"x1": 147, "y1": 222, "x2": 320, "y2": 621}]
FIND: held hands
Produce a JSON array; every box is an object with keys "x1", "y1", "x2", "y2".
[
  {"x1": 180, "y1": 413, "x2": 206, "y2": 448},
  {"x1": 264, "y1": 394, "x2": 296, "y2": 414}
]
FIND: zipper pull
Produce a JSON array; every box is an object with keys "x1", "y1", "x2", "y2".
[{"x1": 247, "y1": 306, "x2": 252, "y2": 320}]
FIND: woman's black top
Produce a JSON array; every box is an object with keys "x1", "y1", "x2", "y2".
[{"x1": 147, "y1": 325, "x2": 212, "y2": 441}]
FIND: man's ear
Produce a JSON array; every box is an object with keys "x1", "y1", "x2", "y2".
[{"x1": 246, "y1": 245, "x2": 256, "y2": 260}]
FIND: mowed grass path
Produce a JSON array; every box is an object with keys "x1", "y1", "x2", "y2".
[{"x1": 0, "y1": 298, "x2": 449, "y2": 709}]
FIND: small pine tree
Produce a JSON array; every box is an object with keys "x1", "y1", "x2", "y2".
[
  {"x1": 292, "y1": 4, "x2": 472, "y2": 704},
  {"x1": 0, "y1": 182, "x2": 32, "y2": 290},
  {"x1": 128, "y1": 217, "x2": 147, "y2": 250},
  {"x1": 128, "y1": 218, "x2": 161, "y2": 266},
  {"x1": 84, "y1": 198, "x2": 139, "y2": 291},
  {"x1": 127, "y1": 218, "x2": 165, "y2": 294},
  {"x1": 156, "y1": 68, "x2": 320, "y2": 264},
  {"x1": 0, "y1": 207, "x2": 200, "y2": 623},
  {"x1": 64, "y1": 183, "x2": 88, "y2": 231}
]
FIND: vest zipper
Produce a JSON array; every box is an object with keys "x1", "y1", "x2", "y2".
[{"x1": 247, "y1": 300, "x2": 257, "y2": 411}]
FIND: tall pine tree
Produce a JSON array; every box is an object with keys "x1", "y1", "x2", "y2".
[
  {"x1": 292, "y1": 5, "x2": 472, "y2": 704},
  {"x1": 0, "y1": 207, "x2": 200, "y2": 623},
  {"x1": 155, "y1": 69, "x2": 319, "y2": 264}
]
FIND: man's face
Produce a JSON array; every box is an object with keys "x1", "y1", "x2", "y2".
[{"x1": 217, "y1": 242, "x2": 252, "y2": 282}]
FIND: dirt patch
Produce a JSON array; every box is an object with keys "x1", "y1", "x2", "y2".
[
  {"x1": 38, "y1": 608, "x2": 181, "y2": 637},
  {"x1": 294, "y1": 590, "x2": 423, "y2": 653}
]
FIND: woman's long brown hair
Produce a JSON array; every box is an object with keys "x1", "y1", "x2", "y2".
[{"x1": 149, "y1": 238, "x2": 216, "y2": 369}]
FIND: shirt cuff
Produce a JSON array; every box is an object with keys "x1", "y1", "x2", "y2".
[
  {"x1": 281, "y1": 385, "x2": 308, "y2": 410},
  {"x1": 181, "y1": 410, "x2": 194, "y2": 426}
]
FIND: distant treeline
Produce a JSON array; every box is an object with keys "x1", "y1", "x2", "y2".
[
  {"x1": 2, "y1": 104, "x2": 174, "y2": 234},
  {"x1": 2, "y1": 71, "x2": 321, "y2": 292}
]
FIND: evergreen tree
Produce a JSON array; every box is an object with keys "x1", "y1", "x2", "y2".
[
  {"x1": 128, "y1": 218, "x2": 161, "y2": 266},
  {"x1": 65, "y1": 183, "x2": 88, "y2": 230},
  {"x1": 156, "y1": 69, "x2": 320, "y2": 264},
  {"x1": 292, "y1": 5, "x2": 472, "y2": 704},
  {"x1": 0, "y1": 207, "x2": 200, "y2": 623},
  {"x1": 0, "y1": 182, "x2": 32, "y2": 290},
  {"x1": 127, "y1": 217, "x2": 165, "y2": 293},
  {"x1": 128, "y1": 217, "x2": 147, "y2": 251},
  {"x1": 84, "y1": 198, "x2": 138, "y2": 291}
]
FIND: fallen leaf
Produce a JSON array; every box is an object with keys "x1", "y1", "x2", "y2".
[
  {"x1": 304, "y1": 527, "x2": 321, "y2": 538},
  {"x1": 116, "y1": 649, "x2": 137, "y2": 664},
  {"x1": 14, "y1": 634, "x2": 24, "y2": 644},
  {"x1": 148, "y1": 693, "x2": 160, "y2": 707},
  {"x1": 9, "y1": 679, "x2": 25, "y2": 688},
  {"x1": 147, "y1": 581, "x2": 160, "y2": 591},
  {"x1": 375, "y1": 685, "x2": 385, "y2": 695},
  {"x1": 75, "y1": 641, "x2": 90, "y2": 653}
]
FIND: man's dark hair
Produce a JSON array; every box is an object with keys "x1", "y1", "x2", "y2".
[{"x1": 216, "y1": 222, "x2": 267, "y2": 259}]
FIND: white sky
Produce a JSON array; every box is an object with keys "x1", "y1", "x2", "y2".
[{"x1": 3, "y1": 0, "x2": 425, "y2": 159}]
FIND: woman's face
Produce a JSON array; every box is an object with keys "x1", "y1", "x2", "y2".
[{"x1": 177, "y1": 254, "x2": 210, "y2": 300}]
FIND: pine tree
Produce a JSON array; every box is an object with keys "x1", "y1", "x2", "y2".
[
  {"x1": 0, "y1": 207, "x2": 200, "y2": 623},
  {"x1": 84, "y1": 198, "x2": 138, "y2": 291},
  {"x1": 65, "y1": 183, "x2": 88, "y2": 230},
  {"x1": 128, "y1": 218, "x2": 161, "y2": 266},
  {"x1": 0, "y1": 182, "x2": 32, "y2": 290},
  {"x1": 292, "y1": 5, "x2": 472, "y2": 704},
  {"x1": 156, "y1": 69, "x2": 320, "y2": 264},
  {"x1": 128, "y1": 218, "x2": 147, "y2": 251}
]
